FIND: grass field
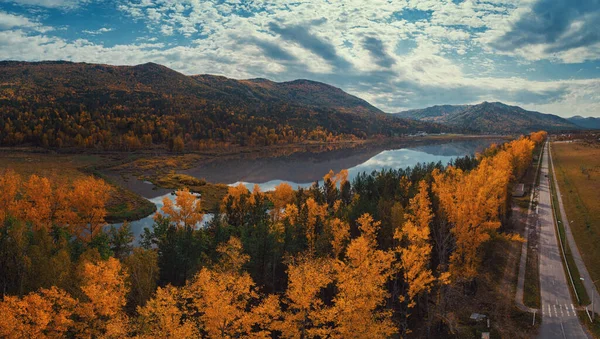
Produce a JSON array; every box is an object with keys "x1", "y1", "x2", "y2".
[
  {"x1": 552, "y1": 141, "x2": 600, "y2": 301},
  {"x1": 548, "y1": 144, "x2": 590, "y2": 305},
  {"x1": 0, "y1": 152, "x2": 155, "y2": 223}
]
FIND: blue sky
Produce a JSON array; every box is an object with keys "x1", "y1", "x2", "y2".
[{"x1": 1, "y1": 0, "x2": 599, "y2": 117}]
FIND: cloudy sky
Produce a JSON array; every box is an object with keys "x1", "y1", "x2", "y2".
[{"x1": 1, "y1": 0, "x2": 599, "y2": 117}]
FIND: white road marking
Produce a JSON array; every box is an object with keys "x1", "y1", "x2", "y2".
[{"x1": 554, "y1": 304, "x2": 558, "y2": 317}]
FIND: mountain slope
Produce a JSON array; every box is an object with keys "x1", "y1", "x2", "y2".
[
  {"x1": 395, "y1": 102, "x2": 578, "y2": 133},
  {"x1": 395, "y1": 104, "x2": 469, "y2": 122},
  {"x1": 193, "y1": 75, "x2": 383, "y2": 116},
  {"x1": 567, "y1": 116, "x2": 600, "y2": 129},
  {"x1": 0, "y1": 61, "x2": 445, "y2": 150}
]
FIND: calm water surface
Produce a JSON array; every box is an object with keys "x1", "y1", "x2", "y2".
[{"x1": 115, "y1": 138, "x2": 502, "y2": 242}]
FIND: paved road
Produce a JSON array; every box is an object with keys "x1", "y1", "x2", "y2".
[{"x1": 538, "y1": 142, "x2": 588, "y2": 339}]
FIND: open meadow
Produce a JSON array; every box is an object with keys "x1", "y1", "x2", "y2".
[{"x1": 552, "y1": 140, "x2": 600, "y2": 289}]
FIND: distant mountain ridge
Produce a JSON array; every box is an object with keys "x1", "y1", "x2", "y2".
[
  {"x1": 191, "y1": 74, "x2": 383, "y2": 116},
  {"x1": 0, "y1": 61, "x2": 445, "y2": 150},
  {"x1": 567, "y1": 116, "x2": 600, "y2": 129},
  {"x1": 395, "y1": 101, "x2": 578, "y2": 133}
]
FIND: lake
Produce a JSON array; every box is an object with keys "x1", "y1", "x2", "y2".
[{"x1": 114, "y1": 137, "x2": 503, "y2": 242}]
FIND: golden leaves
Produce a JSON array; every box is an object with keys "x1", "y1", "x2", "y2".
[
  {"x1": 323, "y1": 169, "x2": 349, "y2": 187},
  {"x1": 137, "y1": 285, "x2": 198, "y2": 339},
  {"x1": 70, "y1": 176, "x2": 112, "y2": 242},
  {"x1": 161, "y1": 188, "x2": 203, "y2": 229},
  {"x1": 330, "y1": 213, "x2": 395, "y2": 339},
  {"x1": 281, "y1": 255, "x2": 334, "y2": 338},
  {"x1": 395, "y1": 181, "x2": 435, "y2": 308},
  {"x1": 0, "y1": 171, "x2": 111, "y2": 241},
  {"x1": 305, "y1": 198, "x2": 327, "y2": 254},
  {"x1": 330, "y1": 218, "x2": 350, "y2": 259},
  {"x1": 432, "y1": 136, "x2": 537, "y2": 281},
  {"x1": 0, "y1": 169, "x2": 21, "y2": 225}
]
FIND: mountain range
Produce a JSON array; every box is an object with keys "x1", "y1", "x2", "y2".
[
  {"x1": 0, "y1": 61, "x2": 445, "y2": 150},
  {"x1": 394, "y1": 102, "x2": 580, "y2": 133},
  {"x1": 567, "y1": 116, "x2": 600, "y2": 129},
  {"x1": 0, "y1": 61, "x2": 595, "y2": 151}
]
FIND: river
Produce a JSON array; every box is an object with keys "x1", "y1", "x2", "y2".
[{"x1": 112, "y1": 137, "x2": 503, "y2": 242}]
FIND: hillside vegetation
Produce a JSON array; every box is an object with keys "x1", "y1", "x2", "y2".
[
  {"x1": 0, "y1": 61, "x2": 444, "y2": 151},
  {"x1": 0, "y1": 133, "x2": 546, "y2": 338},
  {"x1": 567, "y1": 116, "x2": 600, "y2": 129},
  {"x1": 396, "y1": 101, "x2": 577, "y2": 133}
]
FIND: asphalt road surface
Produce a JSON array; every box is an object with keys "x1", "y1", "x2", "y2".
[{"x1": 538, "y1": 142, "x2": 588, "y2": 339}]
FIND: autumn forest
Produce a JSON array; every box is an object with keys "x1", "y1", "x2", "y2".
[
  {"x1": 0, "y1": 62, "x2": 448, "y2": 152},
  {"x1": 0, "y1": 131, "x2": 547, "y2": 338}
]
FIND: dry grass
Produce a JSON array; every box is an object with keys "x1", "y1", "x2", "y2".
[
  {"x1": 552, "y1": 141, "x2": 600, "y2": 292},
  {"x1": 112, "y1": 154, "x2": 204, "y2": 174},
  {"x1": 150, "y1": 172, "x2": 229, "y2": 213},
  {"x1": 0, "y1": 152, "x2": 98, "y2": 180}
]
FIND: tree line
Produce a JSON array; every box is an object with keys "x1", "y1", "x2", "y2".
[{"x1": 0, "y1": 132, "x2": 546, "y2": 338}]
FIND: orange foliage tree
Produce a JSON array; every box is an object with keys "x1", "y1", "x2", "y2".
[
  {"x1": 328, "y1": 213, "x2": 395, "y2": 338},
  {"x1": 160, "y1": 188, "x2": 203, "y2": 229},
  {"x1": 69, "y1": 177, "x2": 112, "y2": 242},
  {"x1": 182, "y1": 237, "x2": 280, "y2": 338},
  {"x1": 280, "y1": 255, "x2": 334, "y2": 338}
]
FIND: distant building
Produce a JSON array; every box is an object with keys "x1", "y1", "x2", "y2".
[{"x1": 512, "y1": 183, "x2": 525, "y2": 197}]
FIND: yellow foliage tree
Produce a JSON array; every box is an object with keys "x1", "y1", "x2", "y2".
[
  {"x1": 75, "y1": 258, "x2": 130, "y2": 338},
  {"x1": 433, "y1": 152, "x2": 513, "y2": 281},
  {"x1": 270, "y1": 182, "x2": 294, "y2": 220},
  {"x1": 0, "y1": 169, "x2": 21, "y2": 225},
  {"x1": 161, "y1": 188, "x2": 203, "y2": 229},
  {"x1": 0, "y1": 287, "x2": 76, "y2": 338},
  {"x1": 221, "y1": 182, "x2": 249, "y2": 213},
  {"x1": 328, "y1": 213, "x2": 395, "y2": 338},
  {"x1": 395, "y1": 180, "x2": 436, "y2": 308},
  {"x1": 70, "y1": 177, "x2": 112, "y2": 242},
  {"x1": 330, "y1": 218, "x2": 350, "y2": 259},
  {"x1": 280, "y1": 255, "x2": 334, "y2": 338},
  {"x1": 20, "y1": 175, "x2": 53, "y2": 231},
  {"x1": 304, "y1": 198, "x2": 327, "y2": 254},
  {"x1": 137, "y1": 285, "x2": 198, "y2": 338},
  {"x1": 182, "y1": 237, "x2": 279, "y2": 338}
]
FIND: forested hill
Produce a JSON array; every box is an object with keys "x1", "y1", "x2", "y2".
[
  {"x1": 567, "y1": 116, "x2": 600, "y2": 129},
  {"x1": 0, "y1": 61, "x2": 445, "y2": 151},
  {"x1": 395, "y1": 101, "x2": 578, "y2": 133}
]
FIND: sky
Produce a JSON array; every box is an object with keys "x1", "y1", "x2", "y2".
[{"x1": 1, "y1": 0, "x2": 599, "y2": 117}]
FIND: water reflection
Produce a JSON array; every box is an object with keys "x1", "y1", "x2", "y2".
[
  {"x1": 116, "y1": 138, "x2": 500, "y2": 242},
  {"x1": 112, "y1": 193, "x2": 214, "y2": 245}
]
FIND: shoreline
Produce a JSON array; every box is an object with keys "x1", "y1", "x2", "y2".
[{"x1": 0, "y1": 134, "x2": 510, "y2": 224}]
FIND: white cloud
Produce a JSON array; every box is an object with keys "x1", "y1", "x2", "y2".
[
  {"x1": 2, "y1": 0, "x2": 90, "y2": 9},
  {"x1": 1, "y1": 0, "x2": 599, "y2": 117},
  {"x1": 0, "y1": 11, "x2": 51, "y2": 32},
  {"x1": 82, "y1": 27, "x2": 113, "y2": 35}
]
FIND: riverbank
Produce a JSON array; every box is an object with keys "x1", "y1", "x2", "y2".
[{"x1": 0, "y1": 134, "x2": 510, "y2": 224}]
